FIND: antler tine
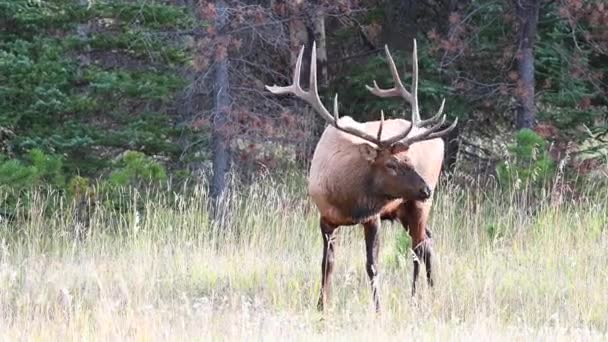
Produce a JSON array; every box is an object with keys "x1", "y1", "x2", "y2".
[
  {"x1": 309, "y1": 43, "x2": 385, "y2": 144},
  {"x1": 424, "y1": 117, "x2": 458, "y2": 140},
  {"x1": 411, "y1": 39, "x2": 420, "y2": 125},
  {"x1": 265, "y1": 45, "x2": 305, "y2": 95},
  {"x1": 365, "y1": 45, "x2": 414, "y2": 102},
  {"x1": 302, "y1": 41, "x2": 336, "y2": 124},
  {"x1": 377, "y1": 110, "x2": 385, "y2": 141},
  {"x1": 333, "y1": 93, "x2": 339, "y2": 122},
  {"x1": 376, "y1": 120, "x2": 415, "y2": 147},
  {"x1": 418, "y1": 98, "x2": 445, "y2": 127},
  {"x1": 365, "y1": 40, "x2": 423, "y2": 128},
  {"x1": 266, "y1": 42, "x2": 384, "y2": 146},
  {"x1": 436, "y1": 98, "x2": 445, "y2": 116},
  {"x1": 400, "y1": 115, "x2": 459, "y2": 147},
  {"x1": 403, "y1": 116, "x2": 446, "y2": 144},
  {"x1": 293, "y1": 45, "x2": 304, "y2": 93},
  {"x1": 412, "y1": 117, "x2": 458, "y2": 144},
  {"x1": 336, "y1": 116, "x2": 389, "y2": 145},
  {"x1": 309, "y1": 42, "x2": 318, "y2": 97}
]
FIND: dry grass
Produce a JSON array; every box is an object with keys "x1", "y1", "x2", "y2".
[{"x1": 0, "y1": 177, "x2": 607, "y2": 340}]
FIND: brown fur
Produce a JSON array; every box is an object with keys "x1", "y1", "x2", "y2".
[
  {"x1": 310, "y1": 116, "x2": 445, "y2": 312},
  {"x1": 308, "y1": 116, "x2": 444, "y2": 226}
]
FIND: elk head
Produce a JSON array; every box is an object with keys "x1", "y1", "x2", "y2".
[
  {"x1": 266, "y1": 40, "x2": 457, "y2": 202},
  {"x1": 358, "y1": 142, "x2": 430, "y2": 201}
]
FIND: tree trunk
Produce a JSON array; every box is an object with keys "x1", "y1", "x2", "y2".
[
  {"x1": 312, "y1": 6, "x2": 327, "y2": 85},
  {"x1": 288, "y1": 1, "x2": 311, "y2": 82},
  {"x1": 382, "y1": 0, "x2": 417, "y2": 51},
  {"x1": 514, "y1": 0, "x2": 539, "y2": 129},
  {"x1": 288, "y1": 1, "x2": 316, "y2": 165},
  {"x1": 301, "y1": 4, "x2": 328, "y2": 164},
  {"x1": 210, "y1": 0, "x2": 231, "y2": 202},
  {"x1": 442, "y1": 0, "x2": 467, "y2": 173}
]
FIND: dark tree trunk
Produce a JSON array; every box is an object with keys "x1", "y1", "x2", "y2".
[
  {"x1": 210, "y1": 0, "x2": 231, "y2": 202},
  {"x1": 441, "y1": 0, "x2": 468, "y2": 173},
  {"x1": 312, "y1": 6, "x2": 327, "y2": 86},
  {"x1": 382, "y1": 0, "x2": 417, "y2": 51},
  {"x1": 444, "y1": 124, "x2": 460, "y2": 173},
  {"x1": 288, "y1": 1, "x2": 311, "y2": 81},
  {"x1": 304, "y1": 4, "x2": 328, "y2": 165},
  {"x1": 514, "y1": 0, "x2": 540, "y2": 129},
  {"x1": 288, "y1": 1, "x2": 317, "y2": 165}
]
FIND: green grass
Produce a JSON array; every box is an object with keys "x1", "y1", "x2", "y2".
[{"x1": 0, "y1": 177, "x2": 607, "y2": 340}]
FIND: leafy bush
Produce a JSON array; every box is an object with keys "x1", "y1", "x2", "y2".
[
  {"x1": 0, "y1": 149, "x2": 65, "y2": 190},
  {"x1": 384, "y1": 229, "x2": 412, "y2": 270},
  {"x1": 497, "y1": 129, "x2": 556, "y2": 188},
  {"x1": 108, "y1": 151, "x2": 167, "y2": 187},
  {"x1": 0, "y1": 149, "x2": 66, "y2": 219}
]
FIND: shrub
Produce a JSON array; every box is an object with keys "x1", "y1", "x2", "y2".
[
  {"x1": 497, "y1": 129, "x2": 556, "y2": 188},
  {"x1": 0, "y1": 149, "x2": 65, "y2": 190},
  {"x1": 107, "y1": 151, "x2": 167, "y2": 187}
]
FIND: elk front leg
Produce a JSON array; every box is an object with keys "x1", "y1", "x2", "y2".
[
  {"x1": 398, "y1": 202, "x2": 433, "y2": 296},
  {"x1": 412, "y1": 236, "x2": 434, "y2": 295},
  {"x1": 317, "y1": 219, "x2": 338, "y2": 311},
  {"x1": 363, "y1": 217, "x2": 381, "y2": 312}
]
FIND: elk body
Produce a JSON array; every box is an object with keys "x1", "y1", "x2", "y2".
[{"x1": 266, "y1": 40, "x2": 457, "y2": 312}]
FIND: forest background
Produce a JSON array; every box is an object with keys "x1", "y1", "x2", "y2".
[{"x1": 2, "y1": 0, "x2": 607, "y2": 203}]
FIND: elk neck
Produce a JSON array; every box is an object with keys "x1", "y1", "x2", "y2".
[{"x1": 348, "y1": 173, "x2": 398, "y2": 223}]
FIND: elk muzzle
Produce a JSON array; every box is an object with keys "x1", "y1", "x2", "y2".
[{"x1": 418, "y1": 185, "x2": 432, "y2": 200}]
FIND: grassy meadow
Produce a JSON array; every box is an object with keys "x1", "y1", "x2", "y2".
[{"x1": 0, "y1": 175, "x2": 607, "y2": 340}]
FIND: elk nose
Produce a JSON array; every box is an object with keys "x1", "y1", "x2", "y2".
[{"x1": 419, "y1": 186, "x2": 432, "y2": 200}]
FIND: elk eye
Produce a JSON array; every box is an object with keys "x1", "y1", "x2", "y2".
[{"x1": 386, "y1": 162, "x2": 398, "y2": 171}]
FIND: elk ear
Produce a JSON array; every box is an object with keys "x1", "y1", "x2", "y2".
[
  {"x1": 359, "y1": 144, "x2": 378, "y2": 163},
  {"x1": 391, "y1": 142, "x2": 410, "y2": 154}
]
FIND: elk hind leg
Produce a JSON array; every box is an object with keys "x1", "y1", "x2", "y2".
[{"x1": 317, "y1": 218, "x2": 338, "y2": 311}]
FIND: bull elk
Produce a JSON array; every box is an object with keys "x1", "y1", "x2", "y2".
[{"x1": 266, "y1": 40, "x2": 457, "y2": 312}]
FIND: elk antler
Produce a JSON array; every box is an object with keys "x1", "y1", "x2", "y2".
[
  {"x1": 266, "y1": 43, "x2": 415, "y2": 148},
  {"x1": 265, "y1": 41, "x2": 456, "y2": 149},
  {"x1": 366, "y1": 39, "x2": 458, "y2": 146}
]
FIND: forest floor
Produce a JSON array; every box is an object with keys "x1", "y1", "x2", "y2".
[{"x1": 0, "y1": 178, "x2": 607, "y2": 340}]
